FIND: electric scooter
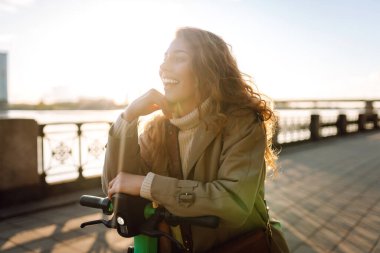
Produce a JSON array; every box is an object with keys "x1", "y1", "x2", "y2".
[{"x1": 79, "y1": 193, "x2": 219, "y2": 253}]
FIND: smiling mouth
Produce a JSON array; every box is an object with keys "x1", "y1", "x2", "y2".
[{"x1": 162, "y1": 78, "x2": 179, "y2": 85}]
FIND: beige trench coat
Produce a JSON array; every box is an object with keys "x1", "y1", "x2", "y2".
[{"x1": 102, "y1": 112, "x2": 289, "y2": 253}]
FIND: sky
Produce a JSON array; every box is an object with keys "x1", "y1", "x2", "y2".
[{"x1": 0, "y1": 0, "x2": 379, "y2": 104}]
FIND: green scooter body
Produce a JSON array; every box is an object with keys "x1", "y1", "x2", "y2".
[{"x1": 133, "y1": 203, "x2": 158, "y2": 253}]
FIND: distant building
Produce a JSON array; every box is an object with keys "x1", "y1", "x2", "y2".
[{"x1": 0, "y1": 53, "x2": 7, "y2": 109}]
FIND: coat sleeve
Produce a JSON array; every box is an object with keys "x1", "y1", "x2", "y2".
[
  {"x1": 150, "y1": 116, "x2": 267, "y2": 228},
  {"x1": 101, "y1": 119, "x2": 150, "y2": 195}
]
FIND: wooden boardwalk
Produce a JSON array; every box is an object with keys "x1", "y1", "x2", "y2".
[
  {"x1": 266, "y1": 131, "x2": 380, "y2": 252},
  {"x1": 1, "y1": 131, "x2": 380, "y2": 252}
]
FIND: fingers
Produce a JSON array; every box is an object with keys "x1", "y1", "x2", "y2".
[
  {"x1": 107, "y1": 178, "x2": 116, "y2": 199},
  {"x1": 107, "y1": 172, "x2": 127, "y2": 198},
  {"x1": 150, "y1": 104, "x2": 160, "y2": 111},
  {"x1": 124, "y1": 89, "x2": 167, "y2": 121},
  {"x1": 141, "y1": 93, "x2": 172, "y2": 117},
  {"x1": 107, "y1": 188, "x2": 113, "y2": 199},
  {"x1": 108, "y1": 179, "x2": 122, "y2": 199},
  {"x1": 107, "y1": 172, "x2": 144, "y2": 198},
  {"x1": 124, "y1": 88, "x2": 179, "y2": 120},
  {"x1": 146, "y1": 89, "x2": 166, "y2": 112},
  {"x1": 108, "y1": 177, "x2": 115, "y2": 188},
  {"x1": 107, "y1": 173, "x2": 120, "y2": 198},
  {"x1": 153, "y1": 96, "x2": 174, "y2": 118}
]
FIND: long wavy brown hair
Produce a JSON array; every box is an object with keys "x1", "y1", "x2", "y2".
[{"x1": 144, "y1": 27, "x2": 278, "y2": 174}]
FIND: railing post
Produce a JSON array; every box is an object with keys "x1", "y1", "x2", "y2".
[
  {"x1": 38, "y1": 124, "x2": 48, "y2": 193},
  {"x1": 365, "y1": 101, "x2": 374, "y2": 115},
  {"x1": 358, "y1": 114, "x2": 366, "y2": 132},
  {"x1": 310, "y1": 114, "x2": 320, "y2": 141},
  {"x1": 373, "y1": 114, "x2": 379, "y2": 129},
  {"x1": 77, "y1": 123, "x2": 84, "y2": 180},
  {"x1": 336, "y1": 114, "x2": 347, "y2": 136},
  {"x1": 273, "y1": 120, "x2": 280, "y2": 147},
  {"x1": 0, "y1": 119, "x2": 42, "y2": 205}
]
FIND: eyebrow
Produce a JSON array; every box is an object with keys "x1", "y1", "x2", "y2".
[{"x1": 164, "y1": 50, "x2": 190, "y2": 56}]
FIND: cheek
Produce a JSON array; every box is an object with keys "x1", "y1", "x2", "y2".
[
  {"x1": 182, "y1": 69, "x2": 197, "y2": 91},
  {"x1": 180, "y1": 64, "x2": 196, "y2": 84},
  {"x1": 182, "y1": 81, "x2": 198, "y2": 101},
  {"x1": 175, "y1": 60, "x2": 192, "y2": 75}
]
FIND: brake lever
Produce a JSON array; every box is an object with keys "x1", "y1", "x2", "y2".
[{"x1": 80, "y1": 218, "x2": 116, "y2": 229}]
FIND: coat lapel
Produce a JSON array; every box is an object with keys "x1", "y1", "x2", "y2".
[
  {"x1": 185, "y1": 123, "x2": 221, "y2": 178},
  {"x1": 166, "y1": 121, "x2": 184, "y2": 179}
]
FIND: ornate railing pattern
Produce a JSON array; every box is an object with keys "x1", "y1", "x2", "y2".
[
  {"x1": 38, "y1": 122, "x2": 112, "y2": 184},
  {"x1": 37, "y1": 111, "x2": 379, "y2": 184}
]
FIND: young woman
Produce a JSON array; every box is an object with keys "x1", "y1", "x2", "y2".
[{"x1": 102, "y1": 27, "x2": 289, "y2": 253}]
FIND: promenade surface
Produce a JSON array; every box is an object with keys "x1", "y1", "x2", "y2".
[{"x1": 1, "y1": 131, "x2": 380, "y2": 253}]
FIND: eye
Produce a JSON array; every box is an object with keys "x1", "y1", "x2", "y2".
[
  {"x1": 162, "y1": 52, "x2": 189, "y2": 64},
  {"x1": 174, "y1": 56, "x2": 186, "y2": 63}
]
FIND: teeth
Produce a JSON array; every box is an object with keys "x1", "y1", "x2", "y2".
[{"x1": 162, "y1": 78, "x2": 179, "y2": 84}]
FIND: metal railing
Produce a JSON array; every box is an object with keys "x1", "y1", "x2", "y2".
[
  {"x1": 38, "y1": 122, "x2": 112, "y2": 184},
  {"x1": 276, "y1": 112, "x2": 379, "y2": 144},
  {"x1": 37, "y1": 111, "x2": 379, "y2": 185}
]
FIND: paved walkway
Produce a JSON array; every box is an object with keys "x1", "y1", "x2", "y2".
[{"x1": 1, "y1": 131, "x2": 380, "y2": 253}]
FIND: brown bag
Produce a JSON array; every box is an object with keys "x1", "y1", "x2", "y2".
[{"x1": 206, "y1": 229, "x2": 270, "y2": 253}]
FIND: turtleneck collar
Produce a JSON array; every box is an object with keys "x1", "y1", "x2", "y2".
[{"x1": 170, "y1": 98, "x2": 211, "y2": 131}]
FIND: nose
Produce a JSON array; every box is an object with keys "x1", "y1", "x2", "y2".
[{"x1": 160, "y1": 61, "x2": 168, "y2": 74}]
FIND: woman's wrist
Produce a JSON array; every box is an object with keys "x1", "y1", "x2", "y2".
[
  {"x1": 133, "y1": 175, "x2": 146, "y2": 196},
  {"x1": 122, "y1": 108, "x2": 137, "y2": 123}
]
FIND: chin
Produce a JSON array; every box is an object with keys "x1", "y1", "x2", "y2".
[{"x1": 164, "y1": 93, "x2": 179, "y2": 103}]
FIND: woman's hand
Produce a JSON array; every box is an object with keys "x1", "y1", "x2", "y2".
[
  {"x1": 107, "y1": 172, "x2": 145, "y2": 199},
  {"x1": 123, "y1": 89, "x2": 172, "y2": 122}
]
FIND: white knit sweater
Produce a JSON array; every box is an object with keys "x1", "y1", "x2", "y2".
[{"x1": 169, "y1": 99, "x2": 211, "y2": 178}]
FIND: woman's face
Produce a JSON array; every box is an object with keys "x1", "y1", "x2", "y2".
[{"x1": 159, "y1": 38, "x2": 198, "y2": 115}]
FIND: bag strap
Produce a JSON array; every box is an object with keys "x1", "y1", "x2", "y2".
[
  {"x1": 263, "y1": 200, "x2": 273, "y2": 245},
  {"x1": 180, "y1": 225, "x2": 193, "y2": 253},
  {"x1": 166, "y1": 121, "x2": 194, "y2": 253}
]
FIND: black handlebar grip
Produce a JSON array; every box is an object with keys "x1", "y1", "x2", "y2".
[{"x1": 79, "y1": 195, "x2": 113, "y2": 215}]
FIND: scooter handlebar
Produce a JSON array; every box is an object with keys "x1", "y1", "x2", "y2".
[
  {"x1": 79, "y1": 194, "x2": 220, "y2": 228},
  {"x1": 79, "y1": 195, "x2": 113, "y2": 215}
]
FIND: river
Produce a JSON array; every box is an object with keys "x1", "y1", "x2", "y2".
[
  {"x1": 0, "y1": 108, "x2": 367, "y2": 124},
  {"x1": 0, "y1": 109, "x2": 123, "y2": 124}
]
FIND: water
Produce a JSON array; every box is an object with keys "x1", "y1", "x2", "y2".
[
  {"x1": 0, "y1": 109, "x2": 123, "y2": 124},
  {"x1": 0, "y1": 107, "x2": 370, "y2": 124}
]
